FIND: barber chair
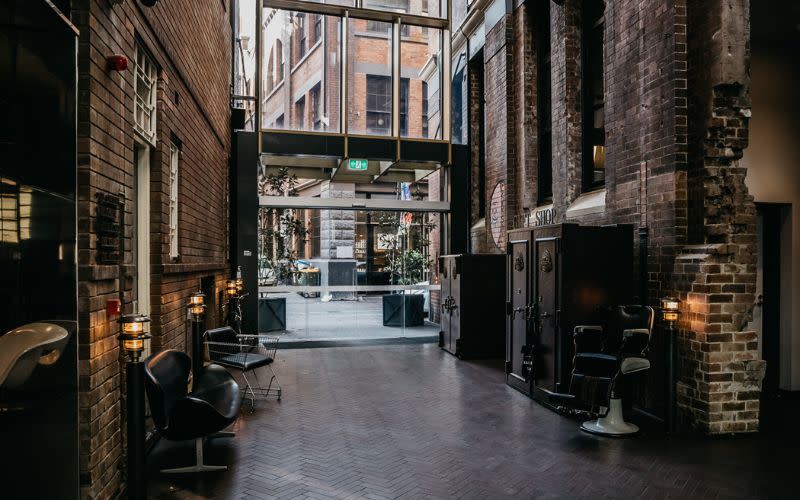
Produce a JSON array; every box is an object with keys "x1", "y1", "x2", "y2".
[
  {"x1": 549, "y1": 305, "x2": 654, "y2": 436},
  {"x1": 144, "y1": 350, "x2": 241, "y2": 473}
]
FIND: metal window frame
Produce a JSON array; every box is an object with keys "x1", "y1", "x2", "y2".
[
  {"x1": 134, "y1": 43, "x2": 158, "y2": 146},
  {"x1": 257, "y1": 0, "x2": 451, "y2": 147},
  {"x1": 168, "y1": 142, "x2": 180, "y2": 259}
]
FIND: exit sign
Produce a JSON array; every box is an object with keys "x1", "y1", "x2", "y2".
[{"x1": 348, "y1": 158, "x2": 368, "y2": 171}]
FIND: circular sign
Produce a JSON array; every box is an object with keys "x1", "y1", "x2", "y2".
[{"x1": 489, "y1": 182, "x2": 506, "y2": 249}]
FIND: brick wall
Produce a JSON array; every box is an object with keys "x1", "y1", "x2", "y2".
[
  {"x1": 73, "y1": 0, "x2": 231, "y2": 497},
  {"x1": 466, "y1": 0, "x2": 763, "y2": 432},
  {"x1": 483, "y1": 15, "x2": 516, "y2": 252},
  {"x1": 675, "y1": 0, "x2": 764, "y2": 433}
]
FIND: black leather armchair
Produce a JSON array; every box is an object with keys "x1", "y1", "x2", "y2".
[
  {"x1": 550, "y1": 305, "x2": 654, "y2": 436},
  {"x1": 144, "y1": 350, "x2": 241, "y2": 473}
]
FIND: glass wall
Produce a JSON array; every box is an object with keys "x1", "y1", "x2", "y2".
[
  {"x1": 260, "y1": 3, "x2": 449, "y2": 141},
  {"x1": 401, "y1": 26, "x2": 442, "y2": 139},
  {"x1": 347, "y1": 17, "x2": 393, "y2": 136},
  {"x1": 263, "y1": 10, "x2": 342, "y2": 132},
  {"x1": 364, "y1": 0, "x2": 445, "y2": 19},
  {"x1": 257, "y1": 170, "x2": 442, "y2": 339},
  {"x1": 451, "y1": 48, "x2": 467, "y2": 144}
]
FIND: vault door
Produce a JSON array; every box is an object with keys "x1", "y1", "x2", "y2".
[
  {"x1": 508, "y1": 239, "x2": 531, "y2": 384},
  {"x1": 534, "y1": 237, "x2": 559, "y2": 393}
]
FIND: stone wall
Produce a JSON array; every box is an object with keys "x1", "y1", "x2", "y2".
[{"x1": 73, "y1": 0, "x2": 231, "y2": 497}]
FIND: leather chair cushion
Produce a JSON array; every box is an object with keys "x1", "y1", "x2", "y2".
[
  {"x1": 573, "y1": 352, "x2": 618, "y2": 377},
  {"x1": 191, "y1": 364, "x2": 242, "y2": 421},
  {"x1": 144, "y1": 350, "x2": 241, "y2": 441},
  {"x1": 217, "y1": 352, "x2": 274, "y2": 371}
]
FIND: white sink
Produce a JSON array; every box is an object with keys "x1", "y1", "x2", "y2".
[{"x1": 0, "y1": 322, "x2": 70, "y2": 389}]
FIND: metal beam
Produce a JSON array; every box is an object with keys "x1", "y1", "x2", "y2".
[
  {"x1": 259, "y1": 195, "x2": 450, "y2": 212},
  {"x1": 262, "y1": 0, "x2": 450, "y2": 29}
]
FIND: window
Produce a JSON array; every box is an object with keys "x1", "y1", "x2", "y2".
[
  {"x1": 451, "y1": 51, "x2": 467, "y2": 144},
  {"x1": 366, "y1": 75, "x2": 392, "y2": 134},
  {"x1": 366, "y1": 20, "x2": 410, "y2": 36},
  {"x1": 275, "y1": 114, "x2": 284, "y2": 128},
  {"x1": 422, "y1": 0, "x2": 428, "y2": 13},
  {"x1": 537, "y1": 0, "x2": 553, "y2": 202},
  {"x1": 400, "y1": 78, "x2": 409, "y2": 136},
  {"x1": 310, "y1": 84, "x2": 322, "y2": 130},
  {"x1": 297, "y1": 14, "x2": 307, "y2": 59},
  {"x1": 313, "y1": 15, "x2": 322, "y2": 43},
  {"x1": 582, "y1": 0, "x2": 605, "y2": 190},
  {"x1": 295, "y1": 96, "x2": 305, "y2": 129},
  {"x1": 276, "y1": 40, "x2": 285, "y2": 81},
  {"x1": 422, "y1": 81, "x2": 429, "y2": 138},
  {"x1": 134, "y1": 43, "x2": 157, "y2": 145},
  {"x1": 168, "y1": 142, "x2": 180, "y2": 259}
]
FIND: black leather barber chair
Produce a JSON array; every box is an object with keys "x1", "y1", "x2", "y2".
[
  {"x1": 144, "y1": 350, "x2": 241, "y2": 473},
  {"x1": 550, "y1": 305, "x2": 654, "y2": 436}
]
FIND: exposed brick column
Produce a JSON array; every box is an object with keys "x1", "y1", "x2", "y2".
[
  {"x1": 513, "y1": 2, "x2": 537, "y2": 213},
  {"x1": 550, "y1": 0, "x2": 582, "y2": 215},
  {"x1": 483, "y1": 14, "x2": 516, "y2": 252},
  {"x1": 677, "y1": 0, "x2": 764, "y2": 433}
]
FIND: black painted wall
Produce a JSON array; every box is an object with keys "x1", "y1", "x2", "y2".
[{"x1": 0, "y1": 1, "x2": 79, "y2": 498}]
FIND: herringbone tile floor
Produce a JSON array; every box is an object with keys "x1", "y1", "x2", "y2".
[{"x1": 147, "y1": 344, "x2": 794, "y2": 499}]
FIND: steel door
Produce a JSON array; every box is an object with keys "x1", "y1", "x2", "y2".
[
  {"x1": 508, "y1": 239, "x2": 531, "y2": 383},
  {"x1": 449, "y1": 257, "x2": 462, "y2": 354},
  {"x1": 439, "y1": 257, "x2": 452, "y2": 350},
  {"x1": 534, "y1": 237, "x2": 559, "y2": 392}
]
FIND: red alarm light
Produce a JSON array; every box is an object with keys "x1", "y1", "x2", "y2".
[{"x1": 107, "y1": 54, "x2": 129, "y2": 72}]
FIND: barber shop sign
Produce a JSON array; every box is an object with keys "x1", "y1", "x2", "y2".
[{"x1": 521, "y1": 205, "x2": 556, "y2": 228}]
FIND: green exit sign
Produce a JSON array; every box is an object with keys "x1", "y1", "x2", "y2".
[{"x1": 348, "y1": 158, "x2": 368, "y2": 171}]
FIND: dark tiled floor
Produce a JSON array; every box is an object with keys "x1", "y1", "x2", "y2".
[{"x1": 147, "y1": 344, "x2": 795, "y2": 499}]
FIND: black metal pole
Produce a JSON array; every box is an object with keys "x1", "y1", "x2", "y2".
[
  {"x1": 126, "y1": 360, "x2": 146, "y2": 500},
  {"x1": 667, "y1": 324, "x2": 677, "y2": 433},
  {"x1": 191, "y1": 317, "x2": 205, "y2": 380}
]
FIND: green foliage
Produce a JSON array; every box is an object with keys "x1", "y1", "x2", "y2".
[{"x1": 258, "y1": 167, "x2": 309, "y2": 284}]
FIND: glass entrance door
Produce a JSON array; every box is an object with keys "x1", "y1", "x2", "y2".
[{"x1": 257, "y1": 179, "x2": 445, "y2": 342}]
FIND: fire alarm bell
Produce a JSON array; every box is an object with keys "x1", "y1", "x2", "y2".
[{"x1": 107, "y1": 54, "x2": 128, "y2": 72}]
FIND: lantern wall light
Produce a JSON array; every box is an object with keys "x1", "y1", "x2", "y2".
[{"x1": 118, "y1": 314, "x2": 151, "y2": 362}]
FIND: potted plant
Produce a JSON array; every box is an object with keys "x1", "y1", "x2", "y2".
[{"x1": 379, "y1": 199, "x2": 436, "y2": 327}]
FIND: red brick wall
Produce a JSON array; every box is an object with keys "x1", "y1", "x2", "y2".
[{"x1": 73, "y1": 0, "x2": 231, "y2": 497}]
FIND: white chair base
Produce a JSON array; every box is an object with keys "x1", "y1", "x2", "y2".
[
  {"x1": 580, "y1": 398, "x2": 640, "y2": 437},
  {"x1": 161, "y1": 437, "x2": 229, "y2": 473}
]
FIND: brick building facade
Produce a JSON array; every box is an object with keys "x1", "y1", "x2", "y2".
[
  {"x1": 72, "y1": 0, "x2": 231, "y2": 497},
  {"x1": 454, "y1": 0, "x2": 768, "y2": 433}
]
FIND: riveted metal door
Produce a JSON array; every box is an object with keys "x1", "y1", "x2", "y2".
[
  {"x1": 508, "y1": 238, "x2": 531, "y2": 384},
  {"x1": 439, "y1": 256, "x2": 452, "y2": 351},
  {"x1": 534, "y1": 237, "x2": 559, "y2": 392},
  {"x1": 449, "y1": 256, "x2": 462, "y2": 354}
]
